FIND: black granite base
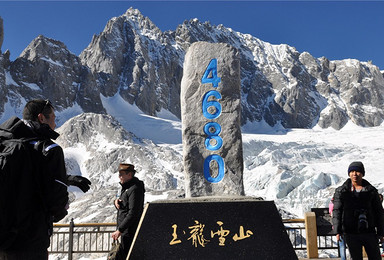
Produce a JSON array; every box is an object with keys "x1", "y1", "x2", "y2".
[{"x1": 128, "y1": 197, "x2": 298, "y2": 260}]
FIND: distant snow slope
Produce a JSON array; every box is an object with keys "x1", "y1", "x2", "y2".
[
  {"x1": 101, "y1": 93, "x2": 182, "y2": 145},
  {"x1": 242, "y1": 121, "x2": 384, "y2": 216}
]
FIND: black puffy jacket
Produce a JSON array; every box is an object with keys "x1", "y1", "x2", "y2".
[
  {"x1": 116, "y1": 177, "x2": 145, "y2": 236},
  {"x1": 332, "y1": 178, "x2": 384, "y2": 236},
  {"x1": 0, "y1": 117, "x2": 69, "y2": 251}
]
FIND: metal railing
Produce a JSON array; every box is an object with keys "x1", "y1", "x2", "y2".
[
  {"x1": 49, "y1": 218, "x2": 340, "y2": 259},
  {"x1": 283, "y1": 218, "x2": 307, "y2": 250},
  {"x1": 283, "y1": 218, "x2": 340, "y2": 257},
  {"x1": 49, "y1": 219, "x2": 116, "y2": 260}
]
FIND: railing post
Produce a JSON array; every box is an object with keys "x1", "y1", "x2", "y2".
[
  {"x1": 68, "y1": 218, "x2": 74, "y2": 260},
  {"x1": 305, "y1": 212, "x2": 318, "y2": 258}
]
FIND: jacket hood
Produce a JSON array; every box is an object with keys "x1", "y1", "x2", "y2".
[
  {"x1": 0, "y1": 116, "x2": 60, "y2": 140},
  {"x1": 0, "y1": 116, "x2": 33, "y2": 139},
  {"x1": 23, "y1": 120, "x2": 60, "y2": 140}
]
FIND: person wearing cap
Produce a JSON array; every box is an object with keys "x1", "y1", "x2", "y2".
[
  {"x1": 111, "y1": 163, "x2": 145, "y2": 259},
  {"x1": 332, "y1": 161, "x2": 384, "y2": 260}
]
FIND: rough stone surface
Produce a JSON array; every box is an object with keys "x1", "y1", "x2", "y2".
[
  {"x1": 9, "y1": 35, "x2": 105, "y2": 117},
  {"x1": 79, "y1": 8, "x2": 183, "y2": 118},
  {"x1": 181, "y1": 42, "x2": 244, "y2": 197}
]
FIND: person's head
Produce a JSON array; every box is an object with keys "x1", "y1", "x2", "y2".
[
  {"x1": 348, "y1": 161, "x2": 365, "y2": 183},
  {"x1": 23, "y1": 99, "x2": 56, "y2": 130},
  {"x1": 379, "y1": 194, "x2": 383, "y2": 203},
  {"x1": 118, "y1": 163, "x2": 136, "y2": 184}
]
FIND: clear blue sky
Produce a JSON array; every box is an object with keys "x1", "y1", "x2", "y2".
[{"x1": 1, "y1": 1, "x2": 384, "y2": 69}]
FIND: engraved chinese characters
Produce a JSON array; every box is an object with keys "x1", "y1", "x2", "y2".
[
  {"x1": 170, "y1": 220, "x2": 253, "y2": 247},
  {"x1": 181, "y1": 42, "x2": 244, "y2": 197}
]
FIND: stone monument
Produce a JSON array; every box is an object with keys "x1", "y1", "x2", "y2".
[
  {"x1": 181, "y1": 42, "x2": 244, "y2": 197},
  {"x1": 127, "y1": 42, "x2": 298, "y2": 259}
]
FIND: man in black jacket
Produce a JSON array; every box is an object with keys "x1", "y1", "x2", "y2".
[
  {"x1": 22, "y1": 100, "x2": 91, "y2": 193},
  {"x1": 0, "y1": 99, "x2": 92, "y2": 259},
  {"x1": 333, "y1": 161, "x2": 384, "y2": 260},
  {"x1": 112, "y1": 163, "x2": 145, "y2": 259},
  {"x1": 1, "y1": 99, "x2": 69, "y2": 259}
]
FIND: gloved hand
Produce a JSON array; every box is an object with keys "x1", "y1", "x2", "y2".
[{"x1": 67, "y1": 175, "x2": 91, "y2": 193}]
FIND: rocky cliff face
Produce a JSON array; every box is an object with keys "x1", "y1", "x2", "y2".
[
  {"x1": 8, "y1": 35, "x2": 105, "y2": 115},
  {"x1": 169, "y1": 18, "x2": 384, "y2": 129},
  {"x1": 1, "y1": 8, "x2": 383, "y2": 130},
  {"x1": 79, "y1": 8, "x2": 183, "y2": 118}
]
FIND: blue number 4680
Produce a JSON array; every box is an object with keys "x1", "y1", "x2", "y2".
[{"x1": 201, "y1": 59, "x2": 221, "y2": 88}]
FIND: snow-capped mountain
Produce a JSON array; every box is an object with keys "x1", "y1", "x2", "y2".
[
  {"x1": 1, "y1": 8, "x2": 384, "y2": 130},
  {"x1": 55, "y1": 100, "x2": 384, "y2": 225},
  {"x1": 0, "y1": 8, "x2": 383, "y2": 224}
]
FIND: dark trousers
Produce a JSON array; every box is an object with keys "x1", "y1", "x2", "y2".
[
  {"x1": 345, "y1": 233, "x2": 381, "y2": 260},
  {"x1": 0, "y1": 250, "x2": 48, "y2": 260},
  {"x1": 120, "y1": 232, "x2": 135, "y2": 259}
]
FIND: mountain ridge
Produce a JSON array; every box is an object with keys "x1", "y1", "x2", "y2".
[
  {"x1": 1, "y1": 7, "x2": 383, "y2": 130},
  {"x1": 1, "y1": 10, "x2": 384, "y2": 259}
]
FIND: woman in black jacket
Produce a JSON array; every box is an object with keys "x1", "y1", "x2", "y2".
[{"x1": 333, "y1": 161, "x2": 384, "y2": 260}]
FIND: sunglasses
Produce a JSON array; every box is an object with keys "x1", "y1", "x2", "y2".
[{"x1": 40, "y1": 99, "x2": 52, "y2": 114}]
